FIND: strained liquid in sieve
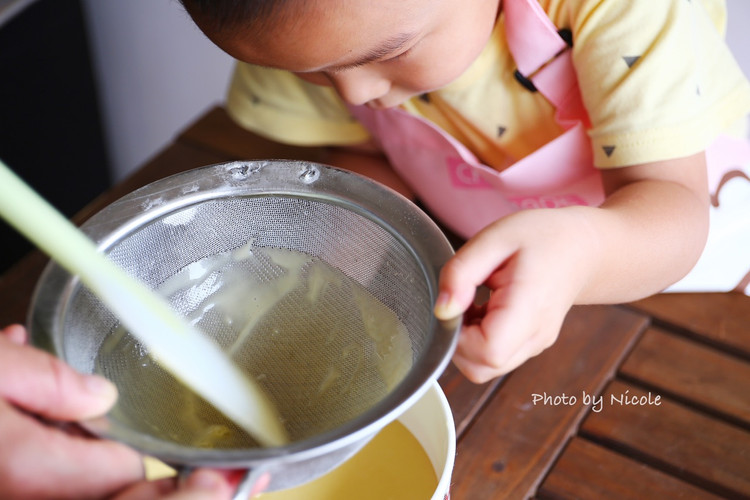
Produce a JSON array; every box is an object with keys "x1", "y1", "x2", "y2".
[{"x1": 96, "y1": 245, "x2": 414, "y2": 449}]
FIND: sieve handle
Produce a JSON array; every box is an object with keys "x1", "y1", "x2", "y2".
[{"x1": 0, "y1": 158, "x2": 289, "y2": 448}]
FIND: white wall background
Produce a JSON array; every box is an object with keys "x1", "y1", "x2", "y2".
[
  {"x1": 81, "y1": 0, "x2": 234, "y2": 181},
  {"x1": 81, "y1": 0, "x2": 750, "y2": 182},
  {"x1": 725, "y1": 0, "x2": 750, "y2": 76}
]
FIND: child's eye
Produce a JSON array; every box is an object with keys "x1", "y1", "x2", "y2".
[
  {"x1": 326, "y1": 41, "x2": 417, "y2": 75},
  {"x1": 386, "y1": 47, "x2": 413, "y2": 64}
]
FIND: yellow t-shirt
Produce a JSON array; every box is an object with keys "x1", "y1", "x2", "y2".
[{"x1": 225, "y1": 0, "x2": 750, "y2": 169}]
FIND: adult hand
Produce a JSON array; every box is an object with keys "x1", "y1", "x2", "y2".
[
  {"x1": 0, "y1": 325, "x2": 235, "y2": 500},
  {"x1": 111, "y1": 469, "x2": 236, "y2": 500}
]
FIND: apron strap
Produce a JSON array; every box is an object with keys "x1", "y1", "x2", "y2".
[
  {"x1": 504, "y1": 0, "x2": 568, "y2": 76},
  {"x1": 504, "y1": 0, "x2": 590, "y2": 126}
]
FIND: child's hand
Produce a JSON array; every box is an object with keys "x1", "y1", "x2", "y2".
[
  {"x1": 435, "y1": 154, "x2": 710, "y2": 383},
  {"x1": 434, "y1": 208, "x2": 596, "y2": 383}
]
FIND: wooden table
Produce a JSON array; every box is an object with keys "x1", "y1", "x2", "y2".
[{"x1": 2, "y1": 106, "x2": 748, "y2": 499}]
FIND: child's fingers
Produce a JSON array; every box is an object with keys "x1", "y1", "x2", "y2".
[
  {"x1": 452, "y1": 310, "x2": 521, "y2": 382},
  {"x1": 434, "y1": 220, "x2": 523, "y2": 320},
  {"x1": 435, "y1": 248, "x2": 514, "y2": 321},
  {"x1": 451, "y1": 283, "x2": 551, "y2": 382},
  {"x1": 452, "y1": 351, "x2": 495, "y2": 384},
  {"x1": 453, "y1": 332, "x2": 503, "y2": 383},
  {"x1": 0, "y1": 335, "x2": 118, "y2": 421},
  {"x1": 454, "y1": 323, "x2": 543, "y2": 383}
]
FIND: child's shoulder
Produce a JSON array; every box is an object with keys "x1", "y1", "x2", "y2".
[{"x1": 536, "y1": 0, "x2": 727, "y2": 36}]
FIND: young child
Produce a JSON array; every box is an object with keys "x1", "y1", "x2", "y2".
[{"x1": 180, "y1": 0, "x2": 750, "y2": 383}]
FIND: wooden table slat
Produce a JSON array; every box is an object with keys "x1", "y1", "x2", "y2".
[
  {"x1": 620, "y1": 326, "x2": 750, "y2": 428},
  {"x1": 581, "y1": 380, "x2": 750, "y2": 499},
  {"x1": 629, "y1": 293, "x2": 750, "y2": 359},
  {"x1": 448, "y1": 305, "x2": 648, "y2": 499},
  {"x1": 538, "y1": 437, "x2": 723, "y2": 500}
]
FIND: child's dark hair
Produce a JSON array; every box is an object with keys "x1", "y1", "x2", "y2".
[{"x1": 178, "y1": 0, "x2": 291, "y2": 32}]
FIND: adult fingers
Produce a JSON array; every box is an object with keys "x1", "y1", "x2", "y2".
[
  {"x1": 1, "y1": 324, "x2": 27, "y2": 344},
  {"x1": 176, "y1": 470, "x2": 234, "y2": 500},
  {"x1": 0, "y1": 398, "x2": 144, "y2": 499},
  {"x1": 112, "y1": 470, "x2": 233, "y2": 500},
  {"x1": 0, "y1": 334, "x2": 118, "y2": 421},
  {"x1": 109, "y1": 478, "x2": 175, "y2": 500}
]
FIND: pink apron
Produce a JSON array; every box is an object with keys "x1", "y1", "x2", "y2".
[{"x1": 348, "y1": 0, "x2": 750, "y2": 294}]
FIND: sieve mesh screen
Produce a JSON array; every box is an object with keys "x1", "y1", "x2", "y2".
[{"x1": 63, "y1": 195, "x2": 433, "y2": 450}]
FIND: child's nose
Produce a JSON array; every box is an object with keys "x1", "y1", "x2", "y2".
[{"x1": 329, "y1": 69, "x2": 391, "y2": 106}]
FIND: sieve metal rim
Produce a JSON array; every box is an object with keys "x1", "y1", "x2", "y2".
[{"x1": 28, "y1": 160, "x2": 460, "y2": 469}]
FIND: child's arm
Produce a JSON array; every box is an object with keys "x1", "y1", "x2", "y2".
[{"x1": 434, "y1": 152, "x2": 709, "y2": 383}]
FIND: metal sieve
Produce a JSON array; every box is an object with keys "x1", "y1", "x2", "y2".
[{"x1": 28, "y1": 160, "x2": 459, "y2": 492}]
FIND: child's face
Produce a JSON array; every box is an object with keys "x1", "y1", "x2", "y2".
[{"x1": 199, "y1": 0, "x2": 501, "y2": 109}]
